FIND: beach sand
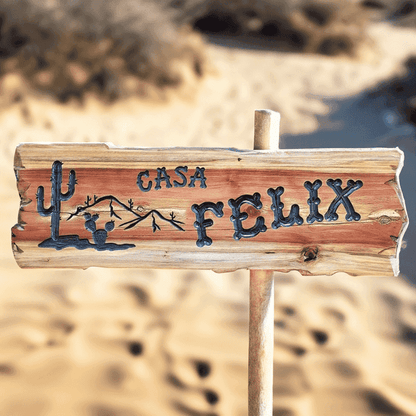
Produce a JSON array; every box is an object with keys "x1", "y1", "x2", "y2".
[{"x1": 1, "y1": 17, "x2": 416, "y2": 416}]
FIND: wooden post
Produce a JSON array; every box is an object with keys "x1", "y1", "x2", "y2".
[{"x1": 249, "y1": 110, "x2": 280, "y2": 416}]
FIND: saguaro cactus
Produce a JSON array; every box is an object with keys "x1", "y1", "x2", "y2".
[{"x1": 36, "y1": 161, "x2": 76, "y2": 240}]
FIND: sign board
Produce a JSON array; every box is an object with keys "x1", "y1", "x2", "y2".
[{"x1": 12, "y1": 143, "x2": 407, "y2": 276}]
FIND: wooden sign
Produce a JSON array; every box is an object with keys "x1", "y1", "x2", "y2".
[{"x1": 12, "y1": 143, "x2": 407, "y2": 276}]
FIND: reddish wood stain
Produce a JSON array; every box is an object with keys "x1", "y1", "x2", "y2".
[{"x1": 13, "y1": 167, "x2": 403, "y2": 256}]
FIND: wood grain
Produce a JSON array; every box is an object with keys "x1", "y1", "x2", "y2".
[{"x1": 12, "y1": 143, "x2": 408, "y2": 276}]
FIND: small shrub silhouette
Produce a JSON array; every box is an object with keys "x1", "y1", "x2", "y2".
[{"x1": 84, "y1": 213, "x2": 115, "y2": 247}]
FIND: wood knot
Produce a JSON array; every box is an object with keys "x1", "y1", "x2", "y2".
[
  {"x1": 378, "y1": 215, "x2": 392, "y2": 225},
  {"x1": 302, "y1": 247, "x2": 318, "y2": 262}
]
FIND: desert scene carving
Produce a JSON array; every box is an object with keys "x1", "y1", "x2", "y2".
[{"x1": 1, "y1": 0, "x2": 416, "y2": 415}]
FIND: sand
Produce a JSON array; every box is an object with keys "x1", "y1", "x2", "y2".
[{"x1": 1, "y1": 21, "x2": 416, "y2": 416}]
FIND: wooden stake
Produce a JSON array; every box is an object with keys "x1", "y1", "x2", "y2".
[{"x1": 249, "y1": 110, "x2": 279, "y2": 416}]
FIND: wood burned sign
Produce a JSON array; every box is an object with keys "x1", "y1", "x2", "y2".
[{"x1": 12, "y1": 143, "x2": 407, "y2": 276}]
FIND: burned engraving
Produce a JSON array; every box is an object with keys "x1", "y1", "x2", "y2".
[
  {"x1": 173, "y1": 166, "x2": 188, "y2": 187},
  {"x1": 228, "y1": 193, "x2": 267, "y2": 240},
  {"x1": 267, "y1": 187, "x2": 303, "y2": 229},
  {"x1": 325, "y1": 179, "x2": 363, "y2": 222},
  {"x1": 189, "y1": 167, "x2": 207, "y2": 188},
  {"x1": 192, "y1": 202, "x2": 224, "y2": 247},
  {"x1": 33, "y1": 161, "x2": 366, "y2": 251},
  {"x1": 304, "y1": 180, "x2": 324, "y2": 224},
  {"x1": 37, "y1": 160, "x2": 76, "y2": 241},
  {"x1": 37, "y1": 161, "x2": 185, "y2": 251}
]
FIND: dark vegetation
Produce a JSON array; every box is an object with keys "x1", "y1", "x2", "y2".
[
  {"x1": 0, "y1": 0, "x2": 415, "y2": 103},
  {"x1": 169, "y1": 0, "x2": 416, "y2": 54},
  {"x1": 0, "y1": 0, "x2": 206, "y2": 103},
  {"x1": 172, "y1": 0, "x2": 373, "y2": 56}
]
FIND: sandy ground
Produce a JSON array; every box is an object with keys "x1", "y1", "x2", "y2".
[{"x1": 1, "y1": 21, "x2": 416, "y2": 416}]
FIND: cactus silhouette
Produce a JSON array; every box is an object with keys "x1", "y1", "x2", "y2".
[
  {"x1": 36, "y1": 161, "x2": 76, "y2": 240},
  {"x1": 84, "y1": 213, "x2": 115, "y2": 247}
]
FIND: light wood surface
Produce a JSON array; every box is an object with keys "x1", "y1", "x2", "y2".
[
  {"x1": 12, "y1": 143, "x2": 407, "y2": 275},
  {"x1": 14, "y1": 143, "x2": 403, "y2": 173}
]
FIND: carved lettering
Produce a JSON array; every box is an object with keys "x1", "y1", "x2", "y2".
[
  {"x1": 173, "y1": 166, "x2": 188, "y2": 187},
  {"x1": 155, "y1": 167, "x2": 172, "y2": 190},
  {"x1": 189, "y1": 167, "x2": 207, "y2": 188},
  {"x1": 137, "y1": 170, "x2": 152, "y2": 192},
  {"x1": 228, "y1": 193, "x2": 267, "y2": 240},
  {"x1": 192, "y1": 202, "x2": 224, "y2": 247},
  {"x1": 267, "y1": 187, "x2": 303, "y2": 229},
  {"x1": 304, "y1": 180, "x2": 323, "y2": 224},
  {"x1": 325, "y1": 179, "x2": 363, "y2": 222},
  {"x1": 137, "y1": 166, "x2": 205, "y2": 192},
  {"x1": 34, "y1": 162, "x2": 366, "y2": 252}
]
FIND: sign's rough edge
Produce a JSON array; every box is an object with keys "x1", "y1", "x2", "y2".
[
  {"x1": 12, "y1": 143, "x2": 409, "y2": 276},
  {"x1": 390, "y1": 148, "x2": 408, "y2": 276}
]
